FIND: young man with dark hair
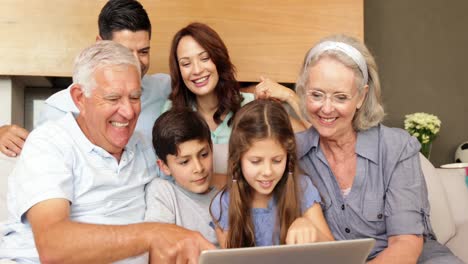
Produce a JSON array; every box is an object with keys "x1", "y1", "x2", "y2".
[
  {"x1": 98, "y1": 0, "x2": 152, "y2": 41},
  {"x1": 40, "y1": 0, "x2": 170, "y2": 142}
]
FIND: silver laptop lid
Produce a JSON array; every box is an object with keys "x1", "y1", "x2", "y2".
[{"x1": 199, "y1": 238, "x2": 375, "y2": 264}]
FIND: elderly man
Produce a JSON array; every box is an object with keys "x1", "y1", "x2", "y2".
[{"x1": 0, "y1": 41, "x2": 213, "y2": 263}]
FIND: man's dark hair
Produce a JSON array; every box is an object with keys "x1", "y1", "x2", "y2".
[
  {"x1": 98, "y1": 0, "x2": 152, "y2": 40},
  {"x1": 152, "y1": 108, "x2": 212, "y2": 164}
]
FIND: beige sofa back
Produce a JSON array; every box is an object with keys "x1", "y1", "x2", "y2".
[{"x1": 0, "y1": 154, "x2": 16, "y2": 221}]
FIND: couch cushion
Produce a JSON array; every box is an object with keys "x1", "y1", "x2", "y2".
[
  {"x1": 0, "y1": 153, "x2": 17, "y2": 221},
  {"x1": 446, "y1": 221, "x2": 468, "y2": 264},
  {"x1": 419, "y1": 154, "x2": 456, "y2": 244},
  {"x1": 436, "y1": 167, "x2": 468, "y2": 226}
]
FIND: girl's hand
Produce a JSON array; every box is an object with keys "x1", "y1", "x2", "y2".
[{"x1": 285, "y1": 217, "x2": 320, "y2": 245}]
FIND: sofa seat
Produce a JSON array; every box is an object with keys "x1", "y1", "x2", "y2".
[
  {"x1": 421, "y1": 154, "x2": 468, "y2": 263},
  {"x1": 446, "y1": 221, "x2": 468, "y2": 262}
]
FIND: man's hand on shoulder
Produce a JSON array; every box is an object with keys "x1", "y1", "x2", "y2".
[
  {"x1": 147, "y1": 223, "x2": 216, "y2": 264},
  {"x1": 0, "y1": 124, "x2": 29, "y2": 157}
]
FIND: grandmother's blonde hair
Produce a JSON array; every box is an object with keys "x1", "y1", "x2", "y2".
[{"x1": 296, "y1": 34, "x2": 385, "y2": 131}]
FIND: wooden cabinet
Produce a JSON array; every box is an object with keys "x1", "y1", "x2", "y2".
[{"x1": 0, "y1": 0, "x2": 363, "y2": 83}]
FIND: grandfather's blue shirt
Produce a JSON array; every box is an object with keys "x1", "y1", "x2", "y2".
[
  {"x1": 296, "y1": 124, "x2": 435, "y2": 259},
  {"x1": 0, "y1": 113, "x2": 157, "y2": 263}
]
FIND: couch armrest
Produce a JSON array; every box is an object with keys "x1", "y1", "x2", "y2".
[{"x1": 420, "y1": 154, "x2": 456, "y2": 244}]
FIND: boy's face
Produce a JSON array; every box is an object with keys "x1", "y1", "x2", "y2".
[{"x1": 158, "y1": 139, "x2": 213, "y2": 194}]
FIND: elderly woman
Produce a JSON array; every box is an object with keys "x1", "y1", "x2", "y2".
[{"x1": 258, "y1": 35, "x2": 462, "y2": 263}]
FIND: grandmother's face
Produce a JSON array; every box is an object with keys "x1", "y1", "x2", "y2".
[{"x1": 305, "y1": 57, "x2": 366, "y2": 141}]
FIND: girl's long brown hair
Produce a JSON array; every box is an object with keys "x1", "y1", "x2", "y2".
[
  {"x1": 211, "y1": 99, "x2": 302, "y2": 248},
  {"x1": 168, "y1": 22, "x2": 242, "y2": 126}
]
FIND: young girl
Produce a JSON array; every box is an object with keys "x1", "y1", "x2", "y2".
[{"x1": 210, "y1": 99, "x2": 334, "y2": 248}]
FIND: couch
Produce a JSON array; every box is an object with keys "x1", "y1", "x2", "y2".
[
  {"x1": 419, "y1": 154, "x2": 468, "y2": 263},
  {"x1": 0, "y1": 153, "x2": 467, "y2": 262}
]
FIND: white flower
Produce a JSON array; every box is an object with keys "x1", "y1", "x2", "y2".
[{"x1": 404, "y1": 112, "x2": 441, "y2": 146}]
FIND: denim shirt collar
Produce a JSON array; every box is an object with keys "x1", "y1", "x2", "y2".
[
  {"x1": 296, "y1": 127, "x2": 320, "y2": 160},
  {"x1": 296, "y1": 125, "x2": 380, "y2": 165},
  {"x1": 356, "y1": 125, "x2": 380, "y2": 164}
]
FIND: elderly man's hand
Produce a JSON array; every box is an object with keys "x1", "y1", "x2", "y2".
[
  {"x1": 148, "y1": 224, "x2": 215, "y2": 264},
  {"x1": 0, "y1": 124, "x2": 29, "y2": 157}
]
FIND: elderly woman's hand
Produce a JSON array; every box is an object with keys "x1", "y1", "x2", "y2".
[
  {"x1": 255, "y1": 76, "x2": 293, "y2": 102},
  {"x1": 255, "y1": 76, "x2": 310, "y2": 130}
]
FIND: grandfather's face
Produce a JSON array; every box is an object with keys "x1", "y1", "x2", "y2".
[
  {"x1": 305, "y1": 57, "x2": 366, "y2": 141},
  {"x1": 76, "y1": 64, "x2": 141, "y2": 160}
]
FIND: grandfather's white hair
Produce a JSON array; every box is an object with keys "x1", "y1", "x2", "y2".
[{"x1": 72, "y1": 40, "x2": 141, "y2": 97}]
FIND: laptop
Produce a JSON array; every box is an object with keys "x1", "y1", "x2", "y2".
[{"x1": 199, "y1": 238, "x2": 375, "y2": 264}]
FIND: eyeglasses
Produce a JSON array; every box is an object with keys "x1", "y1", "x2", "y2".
[{"x1": 305, "y1": 90, "x2": 356, "y2": 105}]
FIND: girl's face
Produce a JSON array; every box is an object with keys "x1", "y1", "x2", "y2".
[
  {"x1": 176, "y1": 35, "x2": 219, "y2": 98},
  {"x1": 305, "y1": 57, "x2": 367, "y2": 141},
  {"x1": 241, "y1": 137, "x2": 287, "y2": 205}
]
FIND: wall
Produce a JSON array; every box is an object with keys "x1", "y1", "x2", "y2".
[
  {"x1": 0, "y1": 77, "x2": 24, "y2": 126},
  {"x1": 0, "y1": 0, "x2": 363, "y2": 83},
  {"x1": 365, "y1": 0, "x2": 468, "y2": 166}
]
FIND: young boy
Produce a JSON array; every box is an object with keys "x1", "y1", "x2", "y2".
[{"x1": 145, "y1": 108, "x2": 218, "y2": 245}]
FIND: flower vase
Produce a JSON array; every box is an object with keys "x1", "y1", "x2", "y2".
[{"x1": 421, "y1": 142, "x2": 432, "y2": 159}]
